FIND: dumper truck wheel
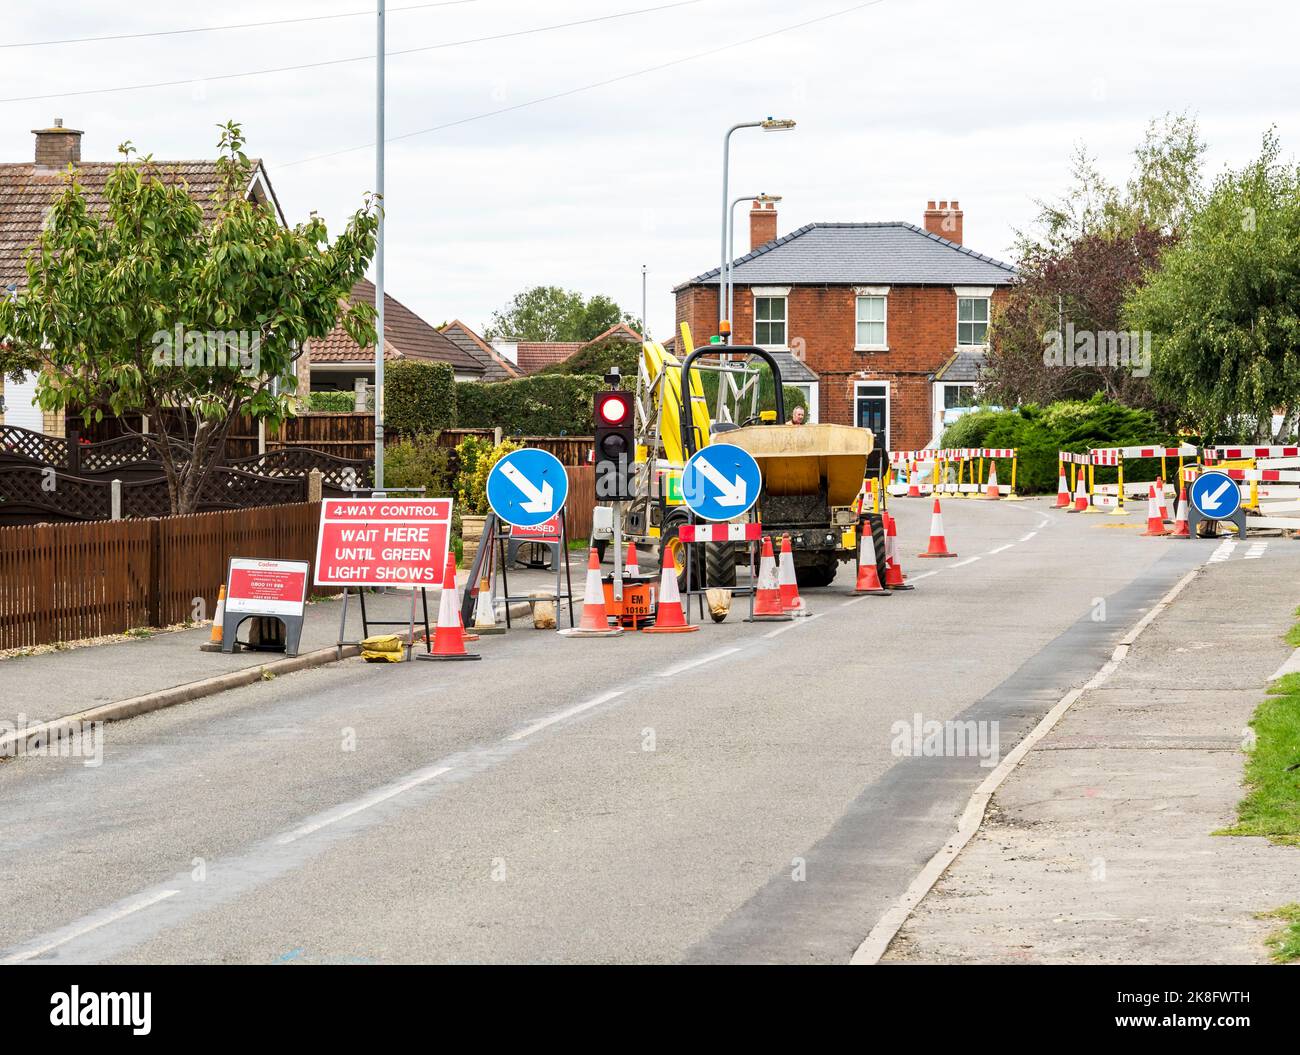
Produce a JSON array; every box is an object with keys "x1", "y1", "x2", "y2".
[
  {"x1": 704, "y1": 541, "x2": 737, "y2": 588},
  {"x1": 658, "y1": 522, "x2": 694, "y2": 594},
  {"x1": 795, "y1": 557, "x2": 838, "y2": 589}
]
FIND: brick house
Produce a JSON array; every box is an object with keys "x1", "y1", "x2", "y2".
[
  {"x1": 0, "y1": 119, "x2": 293, "y2": 437},
  {"x1": 673, "y1": 200, "x2": 1016, "y2": 452}
]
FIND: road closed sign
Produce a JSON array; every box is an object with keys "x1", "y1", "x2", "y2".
[{"x1": 314, "y1": 497, "x2": 453, "y2": 588}]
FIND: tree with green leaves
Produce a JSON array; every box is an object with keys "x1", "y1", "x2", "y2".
[
  {"x1": 1126, "y1": 130, "x2": 1300, "y2": 441},
  {"x1": 482, "y1": 285, "x2": 639, "y2": 342},
  {"x1": 0, "y1": 122, "x2": 378, "y2": 514}
]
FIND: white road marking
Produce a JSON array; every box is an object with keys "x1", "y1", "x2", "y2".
[
  {"x1": 1019, "y1": 531, "x2": 1038, "y2": 542},
  {"x1": 908, "y1": 570, "x2": 938, "y2": 580},
  {"x1": 1, "y1": 889, "x2": 179, "y2": 964},
  {"x1": 1207, "y1": 539, "x2": 1237, "y2": 564},
  {"x1": 278, "y1": 765, "x2": 454, "y2": 843},
  {"x1": 951, "y1": 556, "x2": 981, "y2": 567},
  {"x1": 659, "y1": 647, "x2": 743, "y2": 677},
  {"x1": 1245, "y1": 542, "x2": 1268, "y2": 560},
  {"x1": 507, "y1": 691, "x2": 623, "y2": 742},
  {"x1": 986, "y1": 544, "x2": 1012, "y2": 555},
  {"x1": 763, "y1": 613, "x2": 824, "y2": 638}
]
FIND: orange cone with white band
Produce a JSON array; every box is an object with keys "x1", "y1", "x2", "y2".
[
  {"x1": 1170, "y1": 487, "x2": 1191, "y2": 538},
  {"x1": 559, "y1": 547, "x2": 623, "y2": 637},
  {"x1": 625, "y1": 541, "x2": 640, "y2": 578},
  {"x1": 907, "y1": 461, "x2": 921, "y2": 498},
  {"x1": 748, "y1": 536, "x2": 791, "y2": 620},
  {"x1": 200, "y1": 584, "x2": 226, "y2": 651},
  {"x1": 855, "y1": 527, "x2": 890, "y2": 594},
  {"x1": 643, "y1": 546, "x2": 697, "y2": 633},
  {"x1": 1070, "y1": 471, "x2": 1089, "y2": 512},
  {"x1": 918, "y1": 498, "x2": 957, "y2": 558},
  {"x1": 427, "y1": 553, "x2": 481, "y2": 660},
  {"x1": 776, "y1": 534, "x2": 807, "y2": 615},
  {"x1": 1141, "y1": 484, "x2": 1168, "y2": 537},
  {"x1": 985, "y1": 463, "x2": 1001, "y2": 499},
  {"x1": 884, "y1": 512, "x2": 913, "y2": 589},
  {"x1": 1157, "y1": 478, "x2": 1170, "y2": 521},
  {"x1": 1055, "y1": 465, "x2": 1071, "y2": 508}
]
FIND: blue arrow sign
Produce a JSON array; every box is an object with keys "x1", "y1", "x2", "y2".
[
  {"x1": 681, "y1": 442, "x2": 762, "y2": 522},
  {"x1": 1188, "y1": 469, "x2": 1242, "y2": 521},
  {"x1": 486, "y1": 448, "x2": 569, "y2": 528}
]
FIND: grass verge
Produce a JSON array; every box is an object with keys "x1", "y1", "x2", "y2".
[
  {"x1": 1217, "y1": 671, "x2": 1300, "y2": 846},
  {"x1": 1256, "y1": 904, "x2": 1300, "y2": 963}
]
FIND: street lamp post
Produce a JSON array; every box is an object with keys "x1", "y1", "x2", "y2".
[
  {"x1": 373, "y1": 0, "x2": 386, "y2": 491},
  {"x1": 727, "y1": 192, "x2": 782, "y2": 331},
  {"x1": 719, "y1": 117, "x2": 795, "y2": 337},
  {"x1": 641, "y1": 264, "x2": 648, "y2": 341}
]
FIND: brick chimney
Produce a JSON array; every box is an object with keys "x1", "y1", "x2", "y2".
[
  {"x1": 923, "y1": 199, "x2": 962, "y2": 245},
  {"x1": 750, "y1": 197, "x2": 778, "y2": 251},
  {"x1": 33, "y1": 118, "x2": 83, "y2": 170}
]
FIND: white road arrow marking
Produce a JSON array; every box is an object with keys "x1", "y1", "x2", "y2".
[
  {"x1": 501, "y1": 462, "x2": 554, "y2": 513},
  {"x1": 693, "y1": 455, "x2": 748, "y2": 507},
  {"x1": 1199, "y1": 479, "x2": 1233, "y2": 511}
]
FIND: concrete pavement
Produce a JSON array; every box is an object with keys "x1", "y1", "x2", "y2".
[
  {"x1": 882, "y1": 543, "x2": 1300, "y2": 965},
  {"x1": 0, "y1": 497, "x2": 1284, "y2": 964}
]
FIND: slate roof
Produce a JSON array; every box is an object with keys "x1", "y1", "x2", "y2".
[
  {"x1": 933, "y1": 347, "x2": 987, "y2": 382},
  {"x1": 677, "y1": 222, "x2": 1016, "y2": 289},
  {"x1": 767, "y1": 349, "x2": 818, "y2": 384},
  {"x1": 439, "y1": 320, "x2": 519, "y2": 381},
  {"x1": 309, "y1": 279, "x2": 484, "y2": 375},
  {"x1": 0, "y1": 158, "x2": 279, "y2": 289}
]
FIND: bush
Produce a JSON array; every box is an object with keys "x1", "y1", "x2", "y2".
[
  {"x1": 306, "y1": 390, "x2": 358, "y2": 412},
  {"x1": 460, "y1": 439, "x2": 521, "y2": 515},
  {"x1": 385, "y1": 361, "x2": 456, "y2": 435},
  {"x1": 455, "y1": 375, "x2": 609, "y2": 434},
  {"x1": 537, "y1": 337, "x2": 640, "y2": 379},
  {"x1": 382, "y1": 433, "x2": 453, "y2": 496},
  {"x1": 939, "y1": 396, "x2": 1175, "y2": 494}
]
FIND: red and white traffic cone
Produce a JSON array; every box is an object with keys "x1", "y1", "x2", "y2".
[
  {"x1": 985, "y1": 463, "x2": 1001, "y2": 500},
  {"x1": 1055, "y1": 465, "x2": 1071, "y2": 508},
  {"x1": 917, "y1": 498, "x2": 957, "y2": 558},
  {"x1": 643, "y1": 546, "x2": 698, "y2": 633},
  {"x1": 748, "y1": 537, "x2": 791, "y2": 621},
  {"x1": 200, "y1": 584, "x2": 226, "y2": 652},
  {"x1": 1157, "y1": 478, "x2": 1171, "y2": 521},
  {"x1": 1140, "y1": 484, "x2": 1168, "y2": 537},
  {"x1": 1170, "y1": 488, "x2": 1191, "y2": 538},
  {"x1": 472, "y1": 575, "x2": 505, "y2": 634},
  {"x1": 776, "y1": 534, "x2": 807, "y2": 615},
  {"x1": 854, "y1": 528, "x2": 890, "y2": 595},
  {"x1": 1069, "y1": 471, "x2": 1089, "y2": 512},
  {"x1": 559, "y1": 547, "x2": 623, "y2": 637},
  {"x1": 884, "y1": 512, "x2": 913, "y2": 590},
  {"x1": 907, "y1": 460, "x2": 922, "y2": 498},
  {"x1": 625, "y1": 540, "x2": 640, "y2": 578},
  {"x1": 424, "y1": 553, "x2": 481, "y2": 660}
]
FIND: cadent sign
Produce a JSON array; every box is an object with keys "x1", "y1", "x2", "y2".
[{"x1": 314, "y1": 498, "x2": 452, "y2": 588}]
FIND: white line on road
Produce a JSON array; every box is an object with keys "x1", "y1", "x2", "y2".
[
  {"x1": 951, "y1": 557, "x2": 981, "y2": 567},
  {"x1": 1207, "y1": 539, "x2": 1238, "y2": 564},
  {"x1": 1245, "y1": 542, "x2": 1269, "y2": 560},
  {"x1": 1, "y1": 889, "x2": 180, "y2": 964},
  {"x1": 763, "y1": 613, "x2": 824, "y2": 638},
  {"x1": 277, "y1": 765, "x2": 453, "y2": 844},
  {"x1": 507, "y1": 691, "x2": 624, "y2": 742},
  {"x1": 659, "y1": 647, "x2": 743, "y2": 677},
  {"x1": 1019, "y1": 531, "x2": 1038, "y2": 542},
  {"x1": 908, "y1": 570, "x2": 938, "y2": 580},
  {"x1": 986, "y1": 544, "x2": 1013, "y2": 555}
]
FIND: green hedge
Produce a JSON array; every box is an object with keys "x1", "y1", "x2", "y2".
[
  {"x1": 385, "y1": 361, "x2": 456, "y2": 435},
  {"x1": 455, "y1": 374, "x2": 610, "y2": 434},
  {"x1": 940, "y1": 396, "x2": 1177, "y2": 494},
  {"x1": 305, "y1": 390, "x2": 357, "y2": 412}
]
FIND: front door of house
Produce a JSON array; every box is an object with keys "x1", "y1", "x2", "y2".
[{"x1": 855, "y1": 384, "x2": 888, "y2": 448}]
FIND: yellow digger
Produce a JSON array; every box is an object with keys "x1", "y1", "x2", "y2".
[{"x1": 613, "y1": 326, "x2": 875, "y2": 588}]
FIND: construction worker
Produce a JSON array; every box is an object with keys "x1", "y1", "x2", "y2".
[{"x1": 789, "y1": 405, "x2": 807, "y2": 425}]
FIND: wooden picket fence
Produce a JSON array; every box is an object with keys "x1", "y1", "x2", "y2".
[{"x1": 0, "y1": 503, "x2": 324, "y2": 651}]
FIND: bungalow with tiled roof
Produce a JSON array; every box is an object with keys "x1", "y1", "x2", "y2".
[
  {"x1": 0, "y1": 119, "x2": 290, "y2": 437},
  {"x1": 307, "y1": 280, "x2": 487, "y2": 403},
  {"x1": 490, "y1": 322, "x2": 644, "y2": 376},
  {"x1": 438, "y1": 320, "x2": 520, "y2": 382}
]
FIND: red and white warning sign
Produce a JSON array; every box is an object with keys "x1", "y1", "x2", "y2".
[
  {"x1": 314, "y1": 497, "x2": 452, "y2": 588},
  {"x1": 509, "y1": 515, "x2": 561, "y2": 541},
  {"x1": 226, "y1": 557, "x2": 309, "y2": 617}
]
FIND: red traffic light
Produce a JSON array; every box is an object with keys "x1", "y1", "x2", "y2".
[{"x1": 596, "y1": 391, "x2": 632, "y2": 426}]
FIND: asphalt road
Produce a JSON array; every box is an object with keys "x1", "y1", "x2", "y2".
[{"x1": 0, "y1": 497, "x2": 1242, "y2": 963}]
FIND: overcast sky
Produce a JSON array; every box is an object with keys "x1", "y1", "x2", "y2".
[{"x1": 3, "y1": 0, "x2": 1296, "y2": 339}]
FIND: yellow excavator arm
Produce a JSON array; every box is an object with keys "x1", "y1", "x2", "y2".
[{"x1": 639, "y1": 323, "x2": 712, "y2": 465}]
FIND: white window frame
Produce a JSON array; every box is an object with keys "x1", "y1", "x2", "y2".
[
  {"x1": 751, "y1": 286, "x2": 790, "y2": 349},
  {"x1": 854, "y1": 380, "x2": 890, "y2": 449},
  {"x1": 854, "y1": 286, "x2": 889, "y2": 351},
  {"x1": 954, "y1": 286, "x2": 993, "y2": 349},
  {"x1": 786, "y1": 381, "x2": 819, "y2": 423}
]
